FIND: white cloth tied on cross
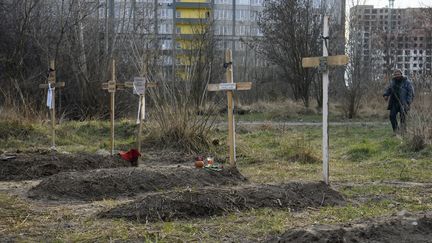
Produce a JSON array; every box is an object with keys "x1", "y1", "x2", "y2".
[
  {"x1": 46, "y1": 83, "x2": 54, "y2": 109},
  {"x1": 133, "y1": 82, "x2": 146, "y2": 124}
]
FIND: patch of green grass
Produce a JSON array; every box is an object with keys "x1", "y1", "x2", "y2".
[
  {"x1": 278, "y1": 135, "x2": 320, "y2": 163},
  {"x1": 345, "y1": 141, "x2": 379, "y2": 162}
]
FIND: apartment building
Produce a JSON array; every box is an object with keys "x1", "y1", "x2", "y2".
[
  {"x1": 350, "y1": 5, "x2": 432, "y2": 77},
  {"x1": 87, "y1": 0, "x2": 346, "y2": 81}
]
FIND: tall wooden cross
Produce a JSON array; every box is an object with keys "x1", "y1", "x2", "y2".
[
  {"x1": 208, "y1": 49, "x2": 252, "y2": 167},
  {"x1": 302, "y1": 16, "x2": 349, "y2": 185},
  {"x1": 39, "y1": 59, "x2": 65, "y2": 148},
  {"x1": 102, "y1": 59, "x2": 123, "y2": 155}
]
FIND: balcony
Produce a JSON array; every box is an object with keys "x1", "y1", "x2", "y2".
[
  {"x1": 175, "y1": 1, "x2": 212, "y2": 9},
  {"x1": 175, "y1": 17, "x2": 209, "y2": 24}
]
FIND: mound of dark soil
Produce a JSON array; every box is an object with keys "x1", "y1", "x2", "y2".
[
  {"x1": 268, "y1": 213, "x2": 432, "y2": 243},
  {"x1": 28, "y1": 167, "x2": 246, "y2": 201},
  {"x1": 141, "y1": 149, "x2": 195, "y2": 165},
  {"x1": 0, "y1": 151, "x2": 132, "y2": 181},
  {"x1": 100, "y1": 182, "x2": 345, "y2": 222}
]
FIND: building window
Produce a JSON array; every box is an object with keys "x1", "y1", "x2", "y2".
[{"x1": 237, "y1": 0, "x2": 250, "y2": 5}]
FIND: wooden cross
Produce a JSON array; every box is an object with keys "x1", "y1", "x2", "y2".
[
  {"x1": 123, "y1": 74, "x2": 157, "y2": 155},
  {"x1": 301, "y1": 16, "x2": 349, "y2": 185},
  {"x1": 102, "y1": 59, "x2": 157, "y2": 156},
  {"x1": 207, "y1": 49, "x2": 252, "y2": 167},
  {"x1": 39, "y1": 59, "x2": 65, "y2": 148},
  {"x1": 101, "y1": 59, "x2": 124, "y2": 155}
]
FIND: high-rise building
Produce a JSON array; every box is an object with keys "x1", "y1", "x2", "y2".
[
  {"x1": 86, "y1": 0, "x2": 346, "y2": 83},
  {"x1": 350, "y1": 5, "x2": 432, "y2": 77}
]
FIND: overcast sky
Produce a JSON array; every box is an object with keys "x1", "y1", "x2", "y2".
[{"x1": 349, "y1": 0, "x2": 431, "y2": 8}]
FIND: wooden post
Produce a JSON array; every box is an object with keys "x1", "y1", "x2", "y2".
[
  {"x1": 226, "y1": 50, "x2": 236, "y2": 166},
  {"x1": 124, "y1": 77, "x2": 157, "y2": 154},
  {"x1": 102, "y1": 59, "x2": 118, "y2": 155},
  {"x1": 322, "y1": 16, "x2": 330, "y2": 185},
  {"x1": 39, "y1": 59, "x2": 65, "y2": 148},
  {"x1": 207, "y1": 49, "x2": 252, "y2": 167},
  {"x1": 110, "y1": 59, "x2": 116, "y2": 155},
  {"x1": 301, "y1": 16, "x2": 349, "y2": 185},
  {"x1": 50, "y1": 60, "x2": 56, "y2": 148},
  {"x1": 137, "y1": 94, "x2": 144, "y2": 153}
]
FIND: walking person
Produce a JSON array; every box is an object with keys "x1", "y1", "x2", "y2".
[{"x1": 383, "y1": 69, "x2": 415, "y2": 134}]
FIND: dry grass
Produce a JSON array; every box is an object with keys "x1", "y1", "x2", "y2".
[
  {"x1": 405, "y1": 92, "x2": 432, "y2": 151},
  {"x1": 0, "y1": 123, "x2": 431, "y2": 242}
]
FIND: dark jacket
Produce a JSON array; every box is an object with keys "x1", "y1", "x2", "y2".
[{"x1": 383, "y1": 77, "x2": 414, "y2": 110}]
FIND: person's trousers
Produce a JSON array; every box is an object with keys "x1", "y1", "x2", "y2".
[{"x1": 389, "y1": 105, "x2": 407, "y2": 132}]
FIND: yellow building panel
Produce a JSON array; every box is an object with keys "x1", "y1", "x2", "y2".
[
  {"x1": 176, "y1": 8, "x2": 209, "y2": 19},
  {"x1": 176, "y1": 24, "x2": 206, "y2": 34},
  {"x1": 177, "y1": 40, "x2": 204, "y2": 50}
]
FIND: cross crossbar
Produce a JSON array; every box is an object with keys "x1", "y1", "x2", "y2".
[
  {"x1": 39, "y1": 82, "x2": 65, "y2": 89},
  {"x1": 302, "y1": 55, "x2": 348, "y2": 68}
]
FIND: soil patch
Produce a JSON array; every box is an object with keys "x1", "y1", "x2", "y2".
[
  {"x1": 100, "y1": 182, "x2": 345, "y2": 222},
  {"x1": 141, "y1": 149, "x2": 195, "y2": 165},
  {"x1": 140, "y1": 148, "x2": 226, "y2": 166},
  {"x1": 28, "y1": 167, "x2": 246, "y2": 201},
  {"x1": 0, "y1": 151, "x2": 132, "y2": 181},
  {"x1": 268, "y1": 213, "x2": 432, "y2": 243}
]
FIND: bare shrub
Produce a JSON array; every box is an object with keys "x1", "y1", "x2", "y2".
[
  {"x1": 405, "y1": 92, "x2": 432, "y2": 151},
  {"x1": 146, "y1": 82, "x2": 218, "y2": 153}
]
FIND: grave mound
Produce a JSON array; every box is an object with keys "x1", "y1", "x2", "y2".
[
  {"x1": 0, "y1": 150, "x2": 131, "y2": 181},
  {"x1": 99, "y1": 182, "x2": 345, "y2": 222},
  {"x1": 267, "y1": 213, "x2": 432, "y2": 243},
  {"x1": 28, "y1": 167, "x2": 246, "y2": 201}
]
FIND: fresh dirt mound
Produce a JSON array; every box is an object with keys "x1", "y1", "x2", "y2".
[
  {"x1": 268, "y1": 213, "x2": 432, "y2": 243},
  {"x1": 100, "y1": 182, "x2": 345, "y2": 222},
  {"x1": 140, "y1": 149, "x2": 226, "y2": 166},
  {"x1": 28, "y1": 167, "x2": 246, "y2": 201},
  {"x1": 141, "y1": 149, "x2": 195, "y2": 165},
  {"x1": 0, "y1": 150, "x2": 132, "y2": 181}
]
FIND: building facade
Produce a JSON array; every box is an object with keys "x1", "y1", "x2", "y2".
[
  {"x1": 87, "y1": 0, "x2": 346, "y2": 84},
  {"x1": 350, "y1": 5, "x2": 432, "y2": 77}
]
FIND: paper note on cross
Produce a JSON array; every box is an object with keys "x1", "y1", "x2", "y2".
[
  {"x1": 208, "y1": 49, "x2": 252, "y2": 167},
  {"x1": 301, "y1": 16, "x2": 349, "y2": 185},
  {"x1": 39, "y1": 59, "x2": 65, "y2": 148}
]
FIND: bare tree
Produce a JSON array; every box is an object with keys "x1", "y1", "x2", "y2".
[{"x1": 254, "y1": 0, "x2": 322, "y2": 108}]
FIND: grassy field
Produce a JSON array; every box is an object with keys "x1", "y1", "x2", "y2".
[{"x1": 0, "y1": 118, "x2": 431, "y2": 242}]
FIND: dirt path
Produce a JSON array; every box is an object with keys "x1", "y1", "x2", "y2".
[{"x1": 215, "y1": 121, "x2": 386, "y2": 129}]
